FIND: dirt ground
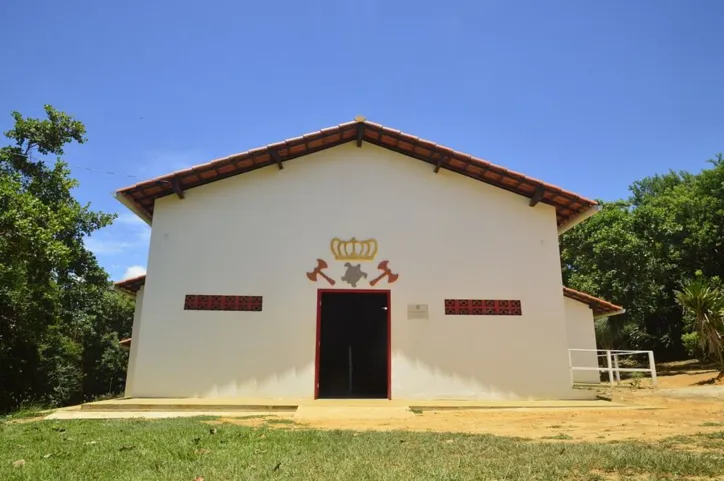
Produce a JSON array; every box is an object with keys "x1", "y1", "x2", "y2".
[{"x1": 219, "y1": 361, "x2": 724, "y2": 442}]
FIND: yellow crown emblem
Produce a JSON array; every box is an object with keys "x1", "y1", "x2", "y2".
[{"x1": 330, "y1": 237, "x2": 378, "y2": 261}]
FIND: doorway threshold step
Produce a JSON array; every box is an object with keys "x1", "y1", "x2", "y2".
[{"x1": 294, "y1": 405, "x2": 416, "y2": 420}]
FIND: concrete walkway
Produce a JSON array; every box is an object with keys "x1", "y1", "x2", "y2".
[
  {"x1": 36, "y1": 397, "x2": 640, "y2": 421},
  {"x1": 295, "y1": 405, "x2": 416, "y2": 420},
  {"x1": 80, "y1": 397, "x2": 621, "y2": 412},
  {"x1": 46, "y1": 407, "x2": 288, "y2": 420}
]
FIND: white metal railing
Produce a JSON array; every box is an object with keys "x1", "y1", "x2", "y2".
[{"x1": 568, "y1": 349, "x2": 658, "y2": 386}]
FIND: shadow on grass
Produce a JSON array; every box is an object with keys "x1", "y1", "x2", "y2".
[{"x1": 656, "y1": 360, "x2": 718, "y2": 376}]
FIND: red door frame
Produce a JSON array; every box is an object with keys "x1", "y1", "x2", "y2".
[{"x1": 314, "y1": 289, "x2": 392, "y2": 400}]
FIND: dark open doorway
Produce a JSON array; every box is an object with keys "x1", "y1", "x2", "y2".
[{"x1": 315, "y1": 290, "x2": 390, "y2": 399}]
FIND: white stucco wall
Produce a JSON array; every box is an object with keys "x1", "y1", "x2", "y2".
[
  {"x1": 128, "y1": 142, "x2": 587, "y2": 400},
  {"x1": 124, "y1": 286, "x2": 144, "y2": 397},
  {"x1": 564, "y1": 297, "x2": 600, "y2": 384}
]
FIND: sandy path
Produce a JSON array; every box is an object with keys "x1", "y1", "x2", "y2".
[{"x1": 219, "y1": 367, "x2": 724, "y2": 442}]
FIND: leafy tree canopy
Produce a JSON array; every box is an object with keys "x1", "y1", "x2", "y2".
[
  {"x1": 561, "y1": 154, "x2": 724, "y2": 360},
  {"x1": 0, "y1": 106, "x2": 133, "y2": 413}
]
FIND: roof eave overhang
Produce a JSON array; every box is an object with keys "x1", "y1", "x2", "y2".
[
  {"x1": 114, "y1": 191, "x2": 152, "y2": 226},
  {"x1": 557, "y1": 204, "x2": 601, "y2": 236},
  {"x1": 563, "y1": 286, "x2": 625, "y2": 319},
  {"x1": 114, "y1": 119, "x2": 598, "y2": 228},
  {"x1": 594, "y1": 308, "x2": 626, "y2": 320},
  {"x1": 114, "y1": 286, "x2": 138, "y2": 297},
  {"x1": 114, "y1": 274, "x2": 146, "y2": 296}
]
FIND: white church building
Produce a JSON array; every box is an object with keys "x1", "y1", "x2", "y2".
[{"x1": 115, "y1": 118, "x2": 623, "y2": 401}]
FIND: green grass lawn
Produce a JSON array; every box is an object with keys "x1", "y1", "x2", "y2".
[{"x1": 1, "y1": 417, "x2": 723, "y2": 481}]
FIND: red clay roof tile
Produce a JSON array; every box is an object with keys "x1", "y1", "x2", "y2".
[
  {"x1": 563, "y1": 287, "x2": 624, "y2": 317},
  {"x1": 115, "y1": 119, "x2": 598, "y2": 226}
]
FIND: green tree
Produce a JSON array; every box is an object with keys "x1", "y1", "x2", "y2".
[
  {"x1": 674, "y1": 276, "x2": 724, "y2": 378},
  {"x1": 560, "y1": 200, "x2": 666, "y2": 352},
  {"x1": 0, "y1": 105, "x2": 132, "y2": 412},
  {"x1": 81, "y1": 290, "x2": 135, "y2": 396},
  {"x1": 561, "y1": 156, "x2": 724, "y2": 360}
]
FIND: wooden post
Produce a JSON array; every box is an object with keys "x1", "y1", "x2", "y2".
[
  {"x1": 613, "y1": 354, "x2": 621, "y2": 383},
  {"x1": 171, "y1": 178, "x2": 185, "y2": 199},
  {"x1": 606, "y1": 350, "x2": 615, "y2": 386},
  {"x1": 529, "y1": 185, "x2": 545, "y2": 206},
  {"x1": 648, "y1": 351, "x2": 658, "y2": 386},
  {"x1": 356, "y1": 123, "x2": 364, "y2": 147},
  {"x1": 270, "y1": 149, "x2": 283, "y2": 170},
  {"x1": 568, "y1": 349, "x2": 574, "y2": 385},
  {"x1": 434, "y1": 155, "x2": 447, "y2": 173}
]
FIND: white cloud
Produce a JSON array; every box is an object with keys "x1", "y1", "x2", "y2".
[
  {"x1": 85, "y1": 212, "x2": 152, "y2": 257},
  {"x1": 122, "y1": 265, "x2": 146, "y2": 280},
  {"x1": 85, "y1": 237, "x2": 135, "y2": 255}
]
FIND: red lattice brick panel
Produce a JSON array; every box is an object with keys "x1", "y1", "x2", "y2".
[
  {"x1": 444, "y1": 299, "x2": 522, "y2": 316},
  {"x1": 184, "y1": 295, "x2": 263, "y2": 311}
]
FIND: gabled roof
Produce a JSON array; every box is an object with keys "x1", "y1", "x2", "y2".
[
  {"x1": 115, "y1": 275, "x2": 623, "y2": 318},
  {"x1": 563, "y1": 287, "x2": 625, "y2": 318},
  {"x1": 114, "y1": 274, "x2": 146, "y2": 296},
  {"x1": 115, "y1": 118, "x2": 598, "y2": 227}
]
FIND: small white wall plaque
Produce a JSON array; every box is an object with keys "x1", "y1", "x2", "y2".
[{"x1": 407, "y1": 304, "x2": 429, "y2": 319}]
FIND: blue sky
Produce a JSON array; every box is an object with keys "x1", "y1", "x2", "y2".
[{"x1": 1, "y1": 0, "x2": 723, "y2": 281}]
